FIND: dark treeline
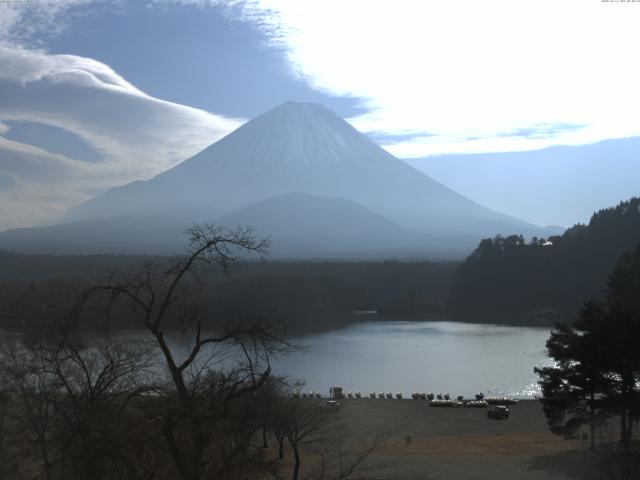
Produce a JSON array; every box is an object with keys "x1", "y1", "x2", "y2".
[
  {"x1": 0, "y1": 251, "x2": 457, "y2": 334},
  {"x1": 450, "y1": 197, "x2": 640, "y2": 324}
]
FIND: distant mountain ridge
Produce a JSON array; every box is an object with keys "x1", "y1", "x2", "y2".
[
  {"x1": 406, "y1": 136, "x2": 640, "y2": 227},
  {"x1": 214, "y1": 192, "x2": 429, "y2": 258},
  {"x1": 0, "y1": 102, "x2": 555, "y2": 257}
]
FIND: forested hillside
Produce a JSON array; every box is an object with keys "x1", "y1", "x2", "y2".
[
  {"x1": 0, "y1": 253, "x2": 457, "y2": 333},
  {"x1": 450, "y1": 197, "x2": 640, "y2": 324}
]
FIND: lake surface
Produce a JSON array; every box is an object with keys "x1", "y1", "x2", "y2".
[
  {"x1": 272, "y1": 321, "x2": 553, "y2": 399},
  {"x1": 1, "y1": 321, "x2": 553, "y2": 399}
]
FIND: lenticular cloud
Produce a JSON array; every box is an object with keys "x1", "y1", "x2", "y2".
[{"x1": 0, "y1": 46, "x2": 241, "y2": 230}]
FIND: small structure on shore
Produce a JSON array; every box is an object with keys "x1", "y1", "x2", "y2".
[{"x1": 330, "y1": 386, "x2": 345, "y2": 400}]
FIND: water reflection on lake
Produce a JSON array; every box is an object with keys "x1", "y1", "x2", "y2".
[
  {"x1": 272, "y1": 321, "x2": 553, "y2": 399},
  {"x1": 1, "y1": 321, "x2": 553, "y2": 399}
]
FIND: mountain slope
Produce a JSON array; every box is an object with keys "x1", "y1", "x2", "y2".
[
  {"x1": 0, "y1": 193, "x2": 437, "y2": 257},
  {"x1": 214, "y1": 192, "x2": 429, "y2": 258},
  {"x1": 0, "y1": 215, "x2": 189, "y2": 255},
  {"x1": 68, "y1": 102, "x2": 540, "y2": 238}
]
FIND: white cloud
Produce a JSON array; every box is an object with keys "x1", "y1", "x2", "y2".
[
  {"x1": 0, "y1": 1, "x2": 246, "y2": 231},
  {"x1": 0, "y1": 136, "x2": 94, "y2": 229},
  {"x1": 0, "y1": 45, "x2": 143, "y2": 92},
  {"x1": 0, "y1": 0, "x2": 95, "y2": 46},
  {"x1": 221, "y1": 0, "x2": 640, "y2": 156},
  {"x1": 0, "y1": 184, "x2": 87, "y2": 231},
  {"x1": 0, "y1": 46, "x2": 242, "y2": 230},
  {"x1": 0, "y1": 47, "x2": 242, "y2": 177}
]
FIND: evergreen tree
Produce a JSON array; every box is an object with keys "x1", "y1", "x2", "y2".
[
  {"x1": 536, "y1": 245, "x2": 640, "y2": 447},
  {"x1": 535, "y1": 302, "x2": 611, "y2": 447}
]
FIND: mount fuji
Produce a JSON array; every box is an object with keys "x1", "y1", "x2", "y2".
[{"x1": 0, "y1": 102, "x2": 554, "y2": 257}]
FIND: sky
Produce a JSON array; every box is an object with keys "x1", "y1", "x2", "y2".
[{"x1": 0, "y1": 0, "x2": 639, "y2": 230}]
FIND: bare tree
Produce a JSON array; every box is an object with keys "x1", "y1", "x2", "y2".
[
  {"x1": 0, "y1": 221, "x2": 408, "y2": 480},
  {"x1": 0, "y1": 390, "x2": 9, "y2": 478},
  {"x1": 265, "y1": 396, "x2": 399, "y2": 480},
  {"x1": 1, "y1": 335, "x2": 64, "y2": 480},
  {"x1": 255, "y1": 375, "x2": 290, "y2": 452},
  {"x1": 0, "y1": 329, "x2": 155, "y2": 480},
  {"x1": 268, "y1": 398, "x2": 291, "y2": 460},
  {"x1": 78, "y1": 224, "x2": 297, "y2": 480},
  {"x1": 284, "y1": 399, "x2": 330, "y2": 480},
  {"x1": 306, "y1": 414, "x2": 406, "y2": 480}
]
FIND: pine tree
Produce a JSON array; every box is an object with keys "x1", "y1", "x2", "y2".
[{"x1": 536, "y1": 244, "x2": 640, "y2": 447}]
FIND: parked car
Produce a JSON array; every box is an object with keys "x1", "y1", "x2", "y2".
[
  {"x1": 325, "y1": 400, "x2": 341, "y2": 411},
  {"x1": 487, "y1": 405, "x2": 509, "y2": 420}
]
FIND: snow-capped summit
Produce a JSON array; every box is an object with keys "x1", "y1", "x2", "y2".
[
  {"x1": 213, "y1": 101, "x2": 385, "y2": 169},
  {"x1": 174, "y1": 101, "x2": 392, "y2": 173}
]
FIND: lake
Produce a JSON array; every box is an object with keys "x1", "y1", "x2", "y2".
[
  {"x1": 272, "y1": 321, "x2": 553, "y2": 399},
  {"x1": 1, "y1": 320, "x2": 553, "y2": 399}
]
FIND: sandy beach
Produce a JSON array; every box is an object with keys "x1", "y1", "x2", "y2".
[{"x1": 275, "y1": 399, "x2": 608, "y2": 480}]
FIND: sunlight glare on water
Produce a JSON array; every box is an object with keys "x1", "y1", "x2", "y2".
[{"x1": 272, "y1": 321, "x2": 554, "y2": 399}]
